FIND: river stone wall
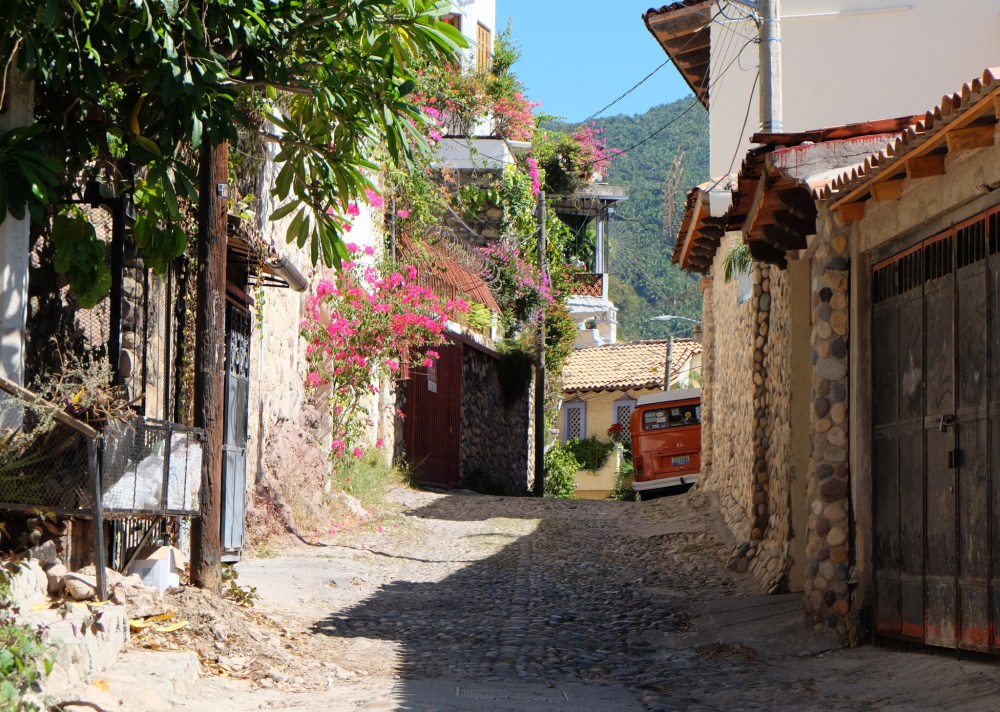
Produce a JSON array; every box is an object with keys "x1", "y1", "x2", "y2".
[
  {"x1": 803, "y1": 224, "x2": 852, "y2": 637},
  {"x1": 700, "y1": 237, "x2": 756, "y2": 546},
  {"x1": 460, "y1": 345, "x2": 534, "y2": 496},
  {"x1": 700, "y1": 237, "x2": 795, "y2": 593}
]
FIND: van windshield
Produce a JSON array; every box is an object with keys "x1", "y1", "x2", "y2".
[{"x1": 642, "y1": 404, "x2": 701, "y2": 430}]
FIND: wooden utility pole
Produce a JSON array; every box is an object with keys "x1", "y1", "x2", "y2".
[
  {"x1": 191, "y1": 140, "x2": 229, "y2": 591},
  {"x1": 533, "y1": 192, "x2": 547, "y2": 497},
  {"x1": 664, "y1": 335, "x2": 674, "y2": 391},
  {"x1": 759, "y1": 0, "x2": 783, "y2": 132}
]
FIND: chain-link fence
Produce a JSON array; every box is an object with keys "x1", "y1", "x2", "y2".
[
  {"x1": 101, "y1": 417, "x2": 203, "y2": 517},
  {"x1": 0, "y1": 390, "x2": 203, "y2": 518}
]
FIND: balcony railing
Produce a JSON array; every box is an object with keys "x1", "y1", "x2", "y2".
[{"x1": 567, "y1": 272, "x2": 605, "y2": 298}]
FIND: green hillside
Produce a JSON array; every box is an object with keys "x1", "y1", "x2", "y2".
[{"x1": 555, "y1": 97, "x2": 710, "y2": 341}]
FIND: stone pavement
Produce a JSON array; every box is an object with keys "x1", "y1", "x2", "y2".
[{"x1": 97, "y1": 488, "x2": 1000, "y2": 711}]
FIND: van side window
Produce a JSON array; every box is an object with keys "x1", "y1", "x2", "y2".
[{"x1": 642, "y1": 404, "x2": 700, "y2": 430}]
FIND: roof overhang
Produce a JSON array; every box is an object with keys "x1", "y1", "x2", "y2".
[
  {"x1": 822, "y1": 67, "x2": 1000, "y2": 222},
  {"x1": 643, "y1": 1, "x2": 715, "y2": 109},
  {"x1": 725, "y1": 118, "x2": 920, "y2": 267},
  {"x1": 671, "y1": 177, "x2": 733, "y2": 274},
  {"x1": 228, "y1": 216, "x2": 308, "y2": 292}
]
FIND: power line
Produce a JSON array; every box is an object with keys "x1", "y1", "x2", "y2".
[
  {"x1": 706, "y1": 69, "x2": 760, "y2": 192},
  {"x1": 612, "y1": 36, "x2": 756, "y2": 157},
  {"x1": 577, "y1": 7, "x2": 722, "y2": 124}
]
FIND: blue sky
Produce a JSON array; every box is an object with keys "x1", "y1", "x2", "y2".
[{"x1": 497, "y1": 0, "x2": 694, "y2": 123}]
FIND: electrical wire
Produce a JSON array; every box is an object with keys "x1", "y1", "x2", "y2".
[
  {"x1": 578, "y1": 8, "x2": 722, "y2": 124},
  {"x1": 613, "y1": 36, "x2": 756, "y2": 157},
  {"x1": 706, "y1": 69, "x2": 759, "y2": 192}
]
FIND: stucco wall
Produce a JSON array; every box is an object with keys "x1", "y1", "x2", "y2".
[{"x1": 708, "y1": 2, "x2": 1000, "y2": 177}]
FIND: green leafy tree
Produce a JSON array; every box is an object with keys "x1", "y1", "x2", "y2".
[{"x1": 0, "y1": 0, "x2": 465, "y2": 302}]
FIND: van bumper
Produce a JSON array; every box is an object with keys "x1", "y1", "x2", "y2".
[{"x1": 632, "y1": 473, "x2": 700, "y2": 492}]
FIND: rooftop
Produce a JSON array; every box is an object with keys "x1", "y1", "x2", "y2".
[{"x1": 563, "y1": 338, "x2": 701, "y2": 393}]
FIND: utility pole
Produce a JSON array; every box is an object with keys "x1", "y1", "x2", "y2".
[
  {"x1": 664, "y1": 335, "x2": 674, "y2": 392},
  {"x1": 759, "y1": 0, "x2": 783, "y2": 133},
  {"x1": 191, "y1": 140, "x2": 229, "y2": 592},
  {"x1": 533, "y1": 192, "x2": 547, "y2": 497}
]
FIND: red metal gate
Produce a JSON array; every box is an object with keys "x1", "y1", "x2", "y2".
[
  {"x1": 404, "y1": 339, "x2": 462, "y2": 488},
  {"x1": 872, "y1": 205, "x2": 1000, "y2": 652}
]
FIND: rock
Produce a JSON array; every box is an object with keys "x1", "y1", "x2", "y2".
[
  {"x1": 32, "y1": 540, "x2": 61, "y2": 568},
  {"x1": 64, "y1": 574, "x2": 98, "y2": 601},
  {"x1": 46, "y1": 563, "x2": 68, "y2": 594},
  {"x1": 339, "y1": 492, "x2": 370, "y2": 519}
]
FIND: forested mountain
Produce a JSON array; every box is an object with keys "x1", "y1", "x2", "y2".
[{"x1": 554, "y1": 97, "x2": 710, "y2": 341}]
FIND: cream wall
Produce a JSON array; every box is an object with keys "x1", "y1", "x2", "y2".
[
  {"x1": 708, "y1": 1, "x2": 1000, "y2": 177},
  {"x1": 560, "y1": 387, "x2": 662, "y2": 498}
]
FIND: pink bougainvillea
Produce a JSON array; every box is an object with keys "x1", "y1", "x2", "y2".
[{"x1": 301, "y1": 245, "x2": 467, "y2": 461}]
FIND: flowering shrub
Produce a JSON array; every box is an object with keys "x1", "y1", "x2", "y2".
[
  {"x1": 478, "y1": 242, "x2": 553, "y2": 324},
  {"x1": 533, "y1": 124, "x2": 619, "y2": 195},
  {"x1": 301, "y1": 245, "x2": 467, "y2": 461}
]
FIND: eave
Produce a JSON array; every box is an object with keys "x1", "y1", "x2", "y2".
[{"x1": 643, "y1": 1, "x2": 715, "y2": 110}]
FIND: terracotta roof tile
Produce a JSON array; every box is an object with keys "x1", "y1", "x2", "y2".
[
  {"x1": 563, "y1": 339, "x2": 701, "y2": 393},
  {"x1": 821, "y1": 67, "x2": 1000, "y2": 205}
]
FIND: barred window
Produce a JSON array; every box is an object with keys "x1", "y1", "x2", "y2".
[{"x1": 563, "y1": 401, "x2": 586, "y2": 443}]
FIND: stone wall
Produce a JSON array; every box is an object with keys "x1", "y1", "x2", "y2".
[
  {"x1": 803, "y1": 223, "x2": 852, "y2": 637},
  {"x1": 700, "y1": 236, "x2": 798, "y2": 593},
  {"x1": 460, "y1": 344, "x2": 534, "y2": 496},
  {"x1": 755, "y1": 264, "x2": 794, "y2": 591},
  {"x1": 700, "y1": 235, "x2": 756, "y2": 545}
]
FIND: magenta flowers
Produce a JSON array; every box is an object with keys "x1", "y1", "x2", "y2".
[{"x1": 301, "y1": 245, "x2": 468, "y2": 460}]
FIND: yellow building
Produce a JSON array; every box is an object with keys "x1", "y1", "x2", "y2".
[{"x1": 559, "y1": 339, "x2": 702, "y2": 499}]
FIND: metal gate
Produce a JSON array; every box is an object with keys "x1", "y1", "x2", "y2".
[
  {"x1": 872, "y1": 205, "x2": 1000, "y2": 652},
  {"x1": 221, "y1": 302, "x2": 251, "y2": 560}
]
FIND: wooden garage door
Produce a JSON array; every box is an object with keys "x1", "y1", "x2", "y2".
[{"x1": 872, "y1": 206, "x2": 1000, "y2": 652}]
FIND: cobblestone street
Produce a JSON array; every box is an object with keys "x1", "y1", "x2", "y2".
[{"x1": 104, "y1": 489, "x2": 1000, "y2": 711}]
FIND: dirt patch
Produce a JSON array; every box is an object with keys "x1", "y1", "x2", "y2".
[{"x1": 126, "y1": 586, "x2": 365, "y2": 691}]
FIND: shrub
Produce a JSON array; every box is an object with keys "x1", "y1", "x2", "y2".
[
  {"x1": 565, "y1": 436, "x2": 615, "y2": 471},
  {"x1": 609, "y1": 456, "x2": 637, "y2": 502},
  {"x1": 544, "y1": 443, "x2": 579, "y2": 498},
  {"x1": 0, "y1": 564, "x2": 52, "y2": 711}
]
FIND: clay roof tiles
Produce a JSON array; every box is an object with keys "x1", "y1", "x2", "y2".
[
  {"x1": 821, "y1": 67, "x2": 1000, "y2": 205},
  {"x1": 563, "y1": 339, "x2": 701, "y2": 393}
]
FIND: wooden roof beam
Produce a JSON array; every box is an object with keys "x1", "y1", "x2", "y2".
[
  {"x1": 837, "y1": 201, "x2": 865, "y2": 224},
  {"x1": 871, "y1": 179, "x2": 904, "y2": 202},
  {"x1": 945, "y1": 123, "x2": 995, "y2": 153},
  {"x1": 773, "y1": 210, "x2": 816, "y2": 236},
  {"x1": 761, "y1": 223, "x2": 807, "y2": 250},
  {"x1": 905, "y1": 153, "x2": 946, "y2": 180}
]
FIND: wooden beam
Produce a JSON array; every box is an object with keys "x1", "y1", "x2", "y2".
[
  {"x1": 994, "y1": 96, "x2": 1000, "y2": 120},
  {"x1": 777, "y1": 188, "x2": 818, "y2": 217},
  {"x1": 838, "y1": 202, "x2": 866, "y2": 224},
  {"x1": 774, "y1": 209, "x2": 816, "y2": 236},
  {"x1": 191, "y1": 140, "x2": 229, "y2": 593},
  {"x1": 945, "y1": 124, "x2": 995, "y2": 153},
  {"x1": 696, "y1": 225, "x2": 725, "y2": 239},
  {"x1": 761, "y1": 223, "x2": 807, "y2": 250},
  {"x1": 871, "y1": 180, "x2": 904, "y2": 202},
  {"x1": 0, "y1": 376, "x2": 99, "y2": 439},
  {"x1": 905, "y1": 154, "x2": 946, "y2": 180}
]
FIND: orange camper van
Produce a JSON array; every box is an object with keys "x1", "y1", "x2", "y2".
[{"x1": 629, "y1": 388, "x2": 701, "y2": 494}]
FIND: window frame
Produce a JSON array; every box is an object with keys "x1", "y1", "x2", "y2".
[
  {"x1": 476, "y1": 22, "x2": 492, "y2": 72},
  {"x1": 562, "y1": 400, "x2": 586, "y2": 444}
]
